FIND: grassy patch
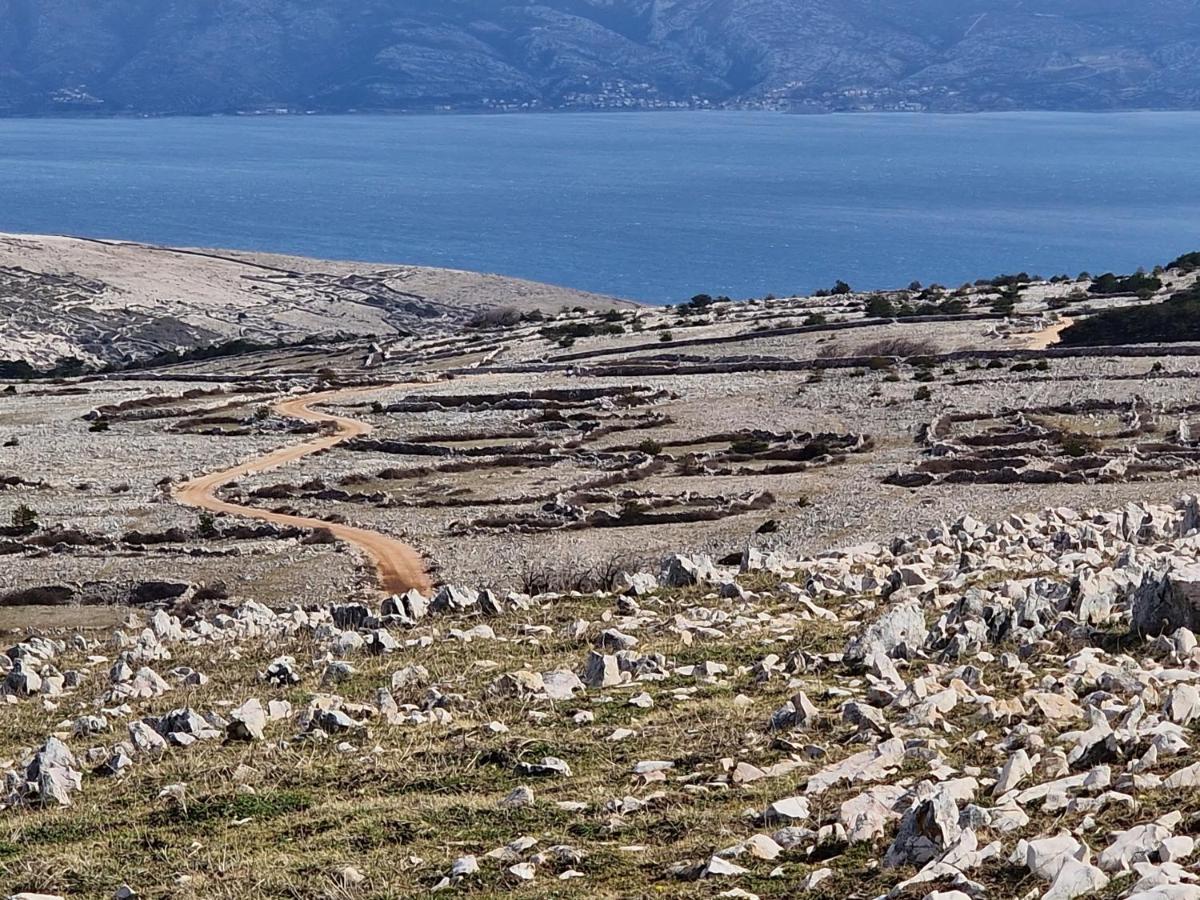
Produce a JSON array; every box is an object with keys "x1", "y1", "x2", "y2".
[{"x1": 149, "y1": 789, "x2": 313, "y2": 827}]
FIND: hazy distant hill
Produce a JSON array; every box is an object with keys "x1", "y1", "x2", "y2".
[{"x1": 1, "y1": 1, "x2": 1199, "y2": 115}]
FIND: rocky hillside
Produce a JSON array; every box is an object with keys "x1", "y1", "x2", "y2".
[
  {"x1": 4, "y1": 497, "x2": 1200, "y2": 897},
  {"x1": 1, "y1": 0, "x2": 1198, "y2": 115},
  {"x1": 0, "y1": 234, "x2": 628, "y2": 371}
]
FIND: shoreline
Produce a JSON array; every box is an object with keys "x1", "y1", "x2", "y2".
[{"x1": 3, "y1": 106, "x2": 1200, "y2": 124}]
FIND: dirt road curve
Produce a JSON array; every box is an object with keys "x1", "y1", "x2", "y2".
[
  {"x1": 174, "y1": 388, "x2": 431, "y2": 596},
  {"x1": 1026, "y1": 316, "x2": 1074, "y2": 350}
]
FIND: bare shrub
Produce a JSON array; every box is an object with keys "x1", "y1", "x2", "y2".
[
  {"x1": 855, "y1": 337, "x2": 941, "y2": 359},
  {"x1": 518, "y1": 553, "x2": 653, "y2": 596}
]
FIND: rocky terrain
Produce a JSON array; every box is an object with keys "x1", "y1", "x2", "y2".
[
  {"x1": 4, "y1": 242, "x2": 1200, "y2": 897},
  {"x1": 6, "y1": 495, "x2": 1200, "y2": 898},
  {"x1": 0, "y1": 234, "x2": 627, "y2": 371},
  {"x1": 2, "y1": 0, "x2": 1199, "y2": 116}
]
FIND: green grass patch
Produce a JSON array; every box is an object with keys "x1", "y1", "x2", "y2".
[
  {"x1": 18, "y1": 819, "x2": 95, "y2": 845},
  {"x1": 149, "y1": 789, "x2": 313, "y2": 828}
]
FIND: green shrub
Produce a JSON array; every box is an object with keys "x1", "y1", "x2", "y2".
[
  {"x1": 197, "y1": 510, "x2": 218, "y2": 539},
  {"x1": 865, "y1": 295, "x2": 894, "y2": 318},
  {"x1": 1167, "y1": 251, "x2": 1200, "y2": 273},
  {"x1": 1089, "y1": 271, "x2": 1162, "y2": 296},
  {"x1": 11, "y1": 504, "x2": 37, "y2": 532},
  {"x1": 1059, "y1": 292, "x2": 1200, "y2": 346}
]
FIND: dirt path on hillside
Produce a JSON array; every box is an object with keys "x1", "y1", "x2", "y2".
[
  {"x1": 1026, "y1": 316, "x2": 1074, "y2": 350},
  {"x1": 174, "y1": 388, "x2": 431, "y2": 595}
]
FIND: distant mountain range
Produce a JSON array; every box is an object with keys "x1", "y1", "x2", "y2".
[{"x1": 2, "y1": 1, "x2": 1199, "y2": 116}]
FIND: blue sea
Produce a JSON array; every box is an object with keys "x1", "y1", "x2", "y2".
[{"x1": 1, "y1": 111, "x2": 1197, "y2": 303}]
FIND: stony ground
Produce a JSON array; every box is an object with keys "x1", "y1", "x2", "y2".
[
  {"x1": 6, "y1": 257, "x2": 1200, "y2": 899},
  {"x1": 5, "y1": 497, "x2": 1200, "y2": 899},
  {"x1": 4, "y1": 266, "x2": 1200, "y2": 603}
]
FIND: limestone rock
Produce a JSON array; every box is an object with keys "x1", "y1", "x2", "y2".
[{"x1": 228, "y1": 698, "x2": 267, "y2": 741}]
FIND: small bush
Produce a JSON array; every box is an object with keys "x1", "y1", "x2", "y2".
[
  {"x1": 865, "y1": 295, "x2": 894, "y2": 318},
  {"x1": 1061, "y1": 432, "x2": 1103, "y2": 457},
  {"x1": 858, "y1": 338, "x2": 939, "y2": 359},
  {"x1": 519, "y1": 554, "x2": 649, "y2": 596},
  {"x1": 636, "y1": 438, "x2": 663, "y2": 455},
  {"x1": 197, "y1": 510, "x2": 218, "y2": 539},
  {"x1": 89, "y1": 419, "x2": 110, "y2": 433},
  {"x1": 914, "y1": 386, "x2": 932, "y2": 401},
  {"x1": 540, "y1": 321, "x2": 622, "y2": 343},
  {"x1": 12, "y1": 504, "x2": 37, "y2": 532},
  {"x1": 659, "y1": 331, "x2": 673, "y2": 342},
  {"x1": 468, "y1": 307, "x2": 522, "y2": 329}
]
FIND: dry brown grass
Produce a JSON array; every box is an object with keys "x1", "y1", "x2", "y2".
[{"x1": 0, "y1": 573, "x2": 1172, "y2": 899}]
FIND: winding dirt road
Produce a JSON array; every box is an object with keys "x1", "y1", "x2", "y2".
[
  {"x1": 174, "y1": 388, "x2": 431, "y2": 596},
  {"x1": 1026, "y1": 316, "x2": 1074, "y2": 350}
]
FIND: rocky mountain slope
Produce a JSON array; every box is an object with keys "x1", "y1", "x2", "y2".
[
  {"x1": 1, "y1": 0, "x2": 1198, "y2": 116},
  {"x1": 0, "y1": 234, "x2": 627, "y2": 371}
]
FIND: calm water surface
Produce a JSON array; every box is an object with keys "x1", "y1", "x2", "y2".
[{"x1": 1, "y1": 111, "x2": 1197, "y2": 302}]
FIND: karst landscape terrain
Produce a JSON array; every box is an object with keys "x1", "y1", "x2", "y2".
[{"x1": 4, "y1": 234, "x2": 1200, "y2": 900}]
